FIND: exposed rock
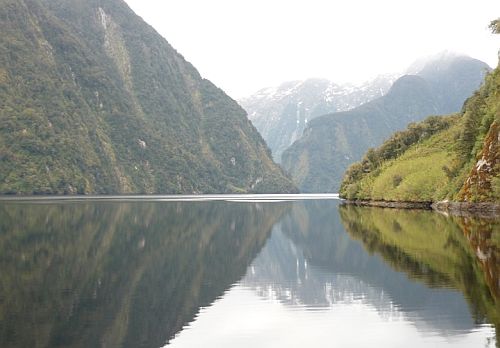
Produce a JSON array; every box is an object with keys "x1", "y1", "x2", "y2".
[
  {"x1": 137, "y1": 139, "x2": 147, "y2": 149},
  {"x1": 459, "y1": 122, "x2": 500, "y2": 202},
  {"x1": 432, "y1": 201, "x2": 500, "y2": 219},
  {"x1": 343, "y1": 200, "x2": 433, "y2": 210}
]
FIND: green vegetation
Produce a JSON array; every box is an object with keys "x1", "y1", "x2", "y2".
[
  {"x1": 339, "y1": 205, "x2": 500, "y2": 334},
  {"x1": 340, "y1": 56, "x2": 500, "y2": 203},
  {"x1": 340, "y1": 115, "x2": 460, "y2": 201},
  {"x1": 0, "y1": 0, "x2": 296, "y2": 194},
  {"x1": 282, "y1": 57, "x2": 490, "y2": 193}
]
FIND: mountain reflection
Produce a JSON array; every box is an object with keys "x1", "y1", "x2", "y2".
[
  {"x1": 242, "y1": 200, "x2": 500, "y2": 337},
  {"x1": 0, "y1": 201, "x2": 289, "y2": 348}
]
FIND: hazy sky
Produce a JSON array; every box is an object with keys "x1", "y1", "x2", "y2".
[{"x1": 124, "y1": 0, "x2": 500, "y2": 98}]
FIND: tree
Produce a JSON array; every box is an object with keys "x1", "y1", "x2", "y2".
[{"x1": 490, "y1": 18, "x2": 500, "y2": 34}]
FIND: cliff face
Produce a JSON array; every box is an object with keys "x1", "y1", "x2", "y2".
[
  {"x1": 459, "y1": 122, "x2": 500, "y2": 202},
  {"x1": 0, "y1": 0, "x2": 296, "y2": 194}
]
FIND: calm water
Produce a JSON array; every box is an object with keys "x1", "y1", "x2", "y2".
[{"x1": 0, "y1": 196, "x2": 498, "y2": 347}]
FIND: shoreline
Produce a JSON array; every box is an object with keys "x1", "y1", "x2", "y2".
[
  {"x1": 343, "y1": 199, "x2": 500, "y2": 218},
  {"x1": 342, "y1": 200, "x2": 433, "y2": 210},
  {"x1": 431, "y1": 201, "x2": 500, "y2": 219}
]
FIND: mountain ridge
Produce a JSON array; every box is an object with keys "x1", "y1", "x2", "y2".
[
  {"x1": 240, "y1": 74, "x2": 397, "y2": 162},
  {"x1": 0, "y1": 0, "x2": 296, "y2": 194}
]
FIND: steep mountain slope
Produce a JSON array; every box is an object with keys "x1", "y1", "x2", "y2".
[
  {"x1": 409, "y1": 52, "x2": 492, "y2": 114},
  {"x1": 340, "y1": 60, "x2": 500, "y2": 204},
  {"x1": 240, "y1": 75, "x2": 396, "y2": 162},
  {"x1": 0, "y1": 0, "x2": 296, "y2": 194},
  {"x1": 282, "y1": 55, "x2": 490, "y2": 192}
]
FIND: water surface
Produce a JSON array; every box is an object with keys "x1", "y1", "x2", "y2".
[{"x1": 0, "y1": 197, "x2": 498, "y2": 347}]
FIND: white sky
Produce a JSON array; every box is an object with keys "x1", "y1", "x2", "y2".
[{"x1": 124, "y1": 0, "x2": 500, "y2": 99}]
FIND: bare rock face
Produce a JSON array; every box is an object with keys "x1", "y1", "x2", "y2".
[{"x1": 459, "y1": 122, "x2": 500, "y2": 202}]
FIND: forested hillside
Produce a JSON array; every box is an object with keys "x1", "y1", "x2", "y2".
[
  {"x1": 282, "y1": 55, "x2": 489, "y2": 192},
  {"x1": 340, "y1": 39, "x2": 500, "y2": 203},
  {"x1": 0, "y1": 0, "x2": 296, "y2": 194}
]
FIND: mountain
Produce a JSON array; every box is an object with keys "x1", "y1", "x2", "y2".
[
  {"x1": 0, "y1": 0, "x2": 296, "y2": 194},
  {"x1": 340, "y1": 59, "x2": 500, "y2": 204},
  {"x1": 281, "y1": 54, "x2": 490, "y2": 192},
  {"x1": 239, "y1": 75, "x2": 397, "y2": 162},
  {"x1": 407, "y1": 51, "x2": 493, "y2": 114}
]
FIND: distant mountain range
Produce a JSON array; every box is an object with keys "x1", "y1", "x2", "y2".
[
  {"x1": 280, "y1": 54, "x2": 490, "y2": 192},
  {"x1": 240, "y1": 75, "x2": 397, "y2": 162},
  {"x1": 0, "y1": 0, "x2": 296, "y2": 194}
]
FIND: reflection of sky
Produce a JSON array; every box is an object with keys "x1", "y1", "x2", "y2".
[
  {"x1": 166, "y1": 216, "x2": 496, "y2": 348},
  {"x1": 167, "y1": 286, "x2": 494, "y2": 348}
]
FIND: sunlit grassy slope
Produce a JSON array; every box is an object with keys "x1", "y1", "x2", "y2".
[{"x1": 350, "y1": 119, "x2": 461, "y2": 201}]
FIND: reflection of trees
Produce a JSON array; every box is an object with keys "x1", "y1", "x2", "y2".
[
  {"x1": 0, "y1": 201, "x2": 288, "y2": 348},
  {"x1": 245, "y1": 200, "x2": 486, "y2": 335},
  {"x1": 338, "y1": 204, "x2": 500, "y2": 337},
  {"x1": 459, "y1": 217, "x2": 500, "y2": 299}
]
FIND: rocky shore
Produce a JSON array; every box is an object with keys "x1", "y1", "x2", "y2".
[
  {"x1": 343, "y1": 200, "x2": 432, "y2": 209},
  {"x1": 343, "y1": 199, "x2": 500, "y2": 218},
  {"x1": 431, "y1": 201, "x2": 500, "y2": 219}
]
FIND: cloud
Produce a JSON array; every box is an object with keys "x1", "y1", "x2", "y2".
[{"x1": 124, "y1": 0, "x2": 500, "y2": 98}]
